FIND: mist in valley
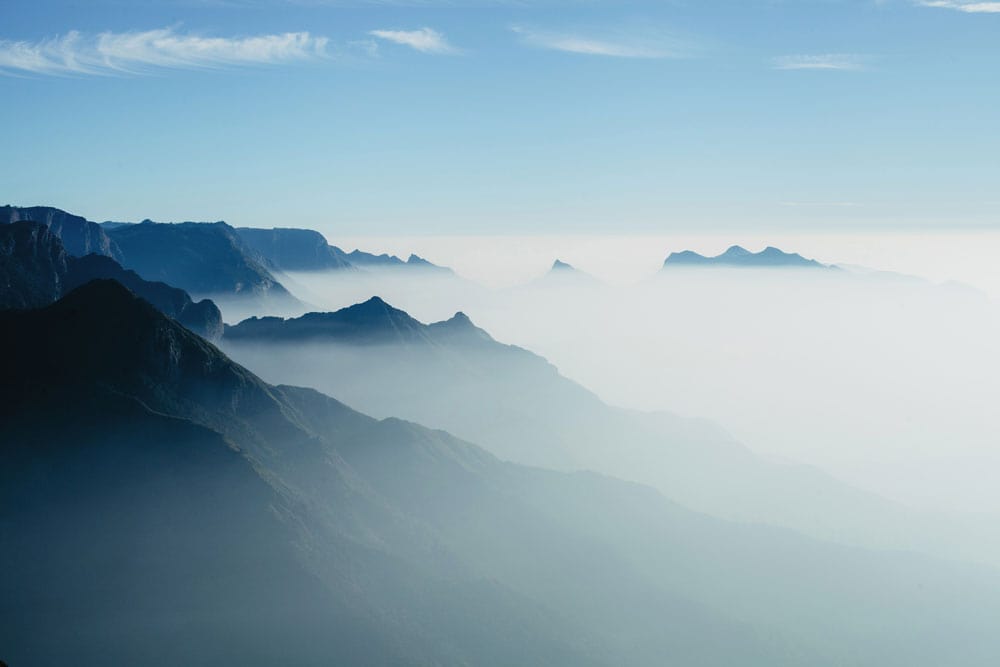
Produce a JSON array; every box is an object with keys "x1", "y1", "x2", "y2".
[{"x1": 245, "y1": 244, "x2": 1000, "y2": 525}]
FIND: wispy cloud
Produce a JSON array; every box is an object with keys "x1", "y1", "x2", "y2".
[
  {"x1": 511, "y1": 25, "x2": 693, "y2": 59},
  {"x1": 368, "y1": 28, "x2": 457, "y2": 54},
  {"x1": 917, "y1": 1, "x2": 1000, "y2": 12},
  {"x1": 772, "y1": 54, "x2": 866, "y2": 71},
  {"x1": 0, "y1": 27, "x2": 328, "y2": 76},
  {"x1": 780, "y1": 201, "x2": 861, "y2": 208}
]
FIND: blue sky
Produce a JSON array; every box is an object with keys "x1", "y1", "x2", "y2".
[{"x1": 1, "y1": 0, "x2": 998, "y2": 234}]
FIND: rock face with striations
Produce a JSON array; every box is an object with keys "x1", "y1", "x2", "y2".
[
  {"x1": 0, "y1": 221, "x2": 223, "y2": 338},
  {"x1": 1, "y1": 205, "x2": 122, "y2": 260},
  {"x1": 0, "y1": 221, "x2": 68, "y2": 309}
]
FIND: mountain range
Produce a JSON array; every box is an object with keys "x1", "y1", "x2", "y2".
[
  {"x1": 663, "y1": 245, "x2": 827, "y2": 269},
  {"x1": 6, "y1": 279, "x2": 1000, "y2": 666},
  {"x1": 235, "y1": 225, "x2": 451, "y2": 274}
]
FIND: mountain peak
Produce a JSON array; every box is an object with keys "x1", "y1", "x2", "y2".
[
  {"x1": 721, "y1": 245, "x2": 751, "y2": 257},
  {"x1": 551, "y1": 259, "x2": 575, "y2": 271},
  {"x1": 226, "y1": 296, "x2": 426, "y2": 344},
  {"x1": 427, "y1": 310, "x2": 494, "y2": 343}
]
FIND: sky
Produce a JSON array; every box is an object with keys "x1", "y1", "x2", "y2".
[{"x1": 1, "y1": 0, "x2": 998, "y2": 236}]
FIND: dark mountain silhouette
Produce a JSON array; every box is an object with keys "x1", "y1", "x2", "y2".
[
  {"x1": 223, "y1": 297, "x2": 1000, "y2": 565},
  {"x1": 108, "y1": 220, "x2": 301, "y2": 314},
  {"x1": 663, "y1": 245, "x2": 826, "y2": 269},
  {"x1": 0, "y1": 221, "x2": 223, "y2": 338},
  {"x1": 226, "y1": 296, "x2": 490, "y2": 347},
  {"x1": 7, "y1": 281, "x2": 1000, "y2": 665},
  {"x1": 64, "y1": 254, "x2": 223, "y2": 339},
  {"x1": 2, "y1": 205, "x2": 122, "y2": 260},
  {"x1": 236, "y1": 226, "x2": 354, "y2": 271},
  {"x1": 0, "y1": 220, "x2": 66, "y2": 309}
]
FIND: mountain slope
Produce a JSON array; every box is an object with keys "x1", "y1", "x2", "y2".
[
  {"x1": 8, "y1": 281, "x2": 1000, "y2": 664},
  {"x1": 2, "y1": 205, "x2": 122, "y2": 260},
  {"x1": 0, "y1": 221, "x2": 222, "y2": 338},
  {"x1": 222, "y1": 297, "x2": 1000, "y2": 565}
]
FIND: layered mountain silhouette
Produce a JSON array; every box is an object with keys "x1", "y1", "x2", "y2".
[
  {"x1": 236, "y1": 226, "x2": 451, "y2": 274},
  {"x1": 108, "y1": 220, "x2": 301, "y2": 315},
  {"x1": 226, "y1": 296, "x2": 490, "y2": 347},
  {"x1": 223, "y1": 297, "x2": 1000, "y2": 565},
  {"x1": 1, "y1": 221, "x2": 222, "y2": 337},
  {"x1": 2, "y1": 205, "x2": 122, "y2": 260},
  {"x1": 7, "y1": 281, "x2": 1000, "y2": 665},
  {"x1": 663, "y1": 245, "x2": 827, "y2": 269},
  {"x1": 346, "y1": 249, "x2": 452, "y2": 273}
]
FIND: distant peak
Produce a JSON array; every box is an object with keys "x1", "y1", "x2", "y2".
[
  {"x1": 663, "y1": 244, "x2": 823, "y2": 269},
  {"x1": 336, "y1": 296, "x2": 415, "y2": 323},
  {"x1": 551, "y1": 259, "x2": 575, "y2": 271},
  {"x1": 428, "y1": 310, "x2": 494, "y2": 343},
  {"x1": 721, "y1": 245, "x2": 751, "y2": 257},
  {"x1": 447, "y1": 311, "x2": 473, "y2": 325}
]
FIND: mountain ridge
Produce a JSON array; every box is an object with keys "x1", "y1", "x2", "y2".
[{"x1": 663, "y1": 245, "x2": 828, "y2": 269}]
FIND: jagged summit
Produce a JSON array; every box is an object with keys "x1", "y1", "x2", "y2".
[
  {"x1": 551, "y1": 259, "x2": 576, "y2": 271},
  {"x1": 407, "y1": 253, "x2": 433, "y2": 266},
  {"x1": 663, "y1": 245, "x2": 825, "y2": 269}
]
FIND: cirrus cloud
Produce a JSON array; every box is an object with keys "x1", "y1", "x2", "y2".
[
  {"x1": 511, "y1": 25, "x2": 693, "y2": 59},
  {"x1": 368, "y1": 28, "x2": 457, "y2": 54},
  {"x1": 772, "y1": 54, "x2": 866, "y2": 71},
  {"x1": 0, "y1": 27, "x2": 329, "y2": 77},
  {"x1": 917, "y1": 1, "x2": 1000, "y2": 12}
]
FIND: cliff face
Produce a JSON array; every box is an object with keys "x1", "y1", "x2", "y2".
[
  {"x1": 0, "y1": 221, "x2": 223, "y2": 339},
  {"x1": 0, "y1": 221, "x2": 68, "y2": 309},
  {"x1": 1, "y1": 205, "x2": 122, "y2": 260},
  {"x1": 108, "y1": 222, "x2": 299, "y2": 316},
  {"x1": 236, "y1": 227, "x2": 354, "y2": 271}
]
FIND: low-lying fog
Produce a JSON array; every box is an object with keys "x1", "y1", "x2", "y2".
[{"x1": 239, "y1": 232, "x2": 1000, "y2": 518}]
